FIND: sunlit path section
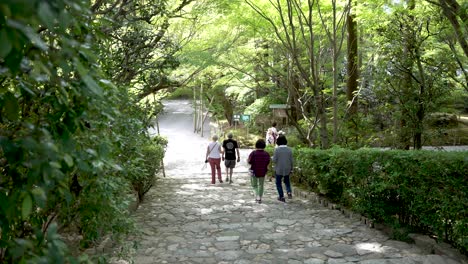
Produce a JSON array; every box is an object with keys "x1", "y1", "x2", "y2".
[
  {"x1": 151, "y1": 99, "x2": 251, "y2": 177},
  {"x1": 155, "y1": 100, "x2": 210, "y2": 175},
  {"x1": 110, "y1": 99, "x2": 464, "y2": 264}
]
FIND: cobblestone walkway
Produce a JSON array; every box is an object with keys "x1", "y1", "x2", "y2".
[
  {"x1": 108, "y1": 100, "x2": 465, "y2": 263},
  {"x1": 111, "y1": 168, "x2": 464, "y2": 264}
]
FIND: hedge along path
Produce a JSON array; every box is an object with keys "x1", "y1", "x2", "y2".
[
  {"x1": 106, "y1": 99, "x2": 465, "y2": 264},
  {"x1": 293, "y1": 146, "x2": 468, "y2": 256}
]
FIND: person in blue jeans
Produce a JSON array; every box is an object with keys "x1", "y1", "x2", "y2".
[{"x1": 272, "y1": 135, "x2": 293, "y2": 202}]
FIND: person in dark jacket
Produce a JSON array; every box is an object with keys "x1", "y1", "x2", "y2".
[
  {"x1": 248, "y1": 139, "x2": 270, "y2": 204},
  {"x1": 272, "y1": 135, "x2": 293, "y2": 202},
  {"x1": 222, "y1": 132, "x2": 240, "y2": 184}
]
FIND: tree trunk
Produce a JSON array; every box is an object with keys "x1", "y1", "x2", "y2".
[
  {"x1": 399, "y1": 0, "x2": 417, "y2": 150},
  {"x1": 332, "y1": 0, "x2": 338, "y2": 144},
  {"x1": 222, "y1": 98, "x2": 234, "y2": 126},
  {"x1": 346, "y1": 5, "x2": 359, "y2": 144},
  {"x1": 346, "y1": 9, "x2": 358, "y2": 117},
  {"x1": 316, "y1": 85, "x2": 329, "y2": 149}
]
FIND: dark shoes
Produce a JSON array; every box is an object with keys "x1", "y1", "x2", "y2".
[{"x1": 277, "y1": 193, "x2": 291, "y2": 202}]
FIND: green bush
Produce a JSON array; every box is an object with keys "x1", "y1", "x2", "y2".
[
  {"x1": 294, "y1": 148, "x2": 468, "y2": 253},
  {"x1": 0, "y1": 1, "x2": 167, "y2": 262},
  {"x1": 128, "y1": 136, "x2": 167, "y2": 201}
]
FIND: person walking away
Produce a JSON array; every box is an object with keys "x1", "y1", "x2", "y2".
[
  {"x1": 266, "y1": 122, "x2": 278, "y2": 145},
  {"x1": 206, "y1": 135, "x2": 223, "y2": 184},
  {"x1": 248, "y1": 139, "x2": 270, "y2": 203},
  {"x1": 222, "y1": 132, "x2": 240, "y2": 184},
  {"x1": 272, "y1": 135, "x2": 293, "y2": 202}
]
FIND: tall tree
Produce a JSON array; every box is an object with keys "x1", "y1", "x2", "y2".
[
  {"x1": 371, "y1": 0, "x2": 453, "y2": 149},
  {"x1": 346, "y1": 0, "x2": 359, "y2": 142},
  {"x1": 245, "y1": 0, "x2": 332, "y2": 148},
  {"x1": 317, "y1": 0, "x2": 349, "y2": 144}
]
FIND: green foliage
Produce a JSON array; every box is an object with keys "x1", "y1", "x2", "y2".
[
  {"x1": 294, "y1": 148, "x2": 468, "y2": 253},
  {"x1": 169, "y1": 0, "x2": 468, "y2": 150},
  {"x1": 166, "y1": 87, "x2": 193, "y2": 99},
  {"x1": 126, "y1": 137, "x2": 166, "y2": 201},
  {"x1": 244, "y1": 97, "x2": 271, "y2": 117},
  {"x1": 0, "y1": 0, "x2": 167, "y2": 262},
  {"x1": 358, "y1": 1, "x2": 466, "y2": 149},
  {"x1": 280, "y1": 131, "x2": 303, "y2": 148},
  {"x1": 94, "y1": 0, "x2": 197, "y2": 98}
]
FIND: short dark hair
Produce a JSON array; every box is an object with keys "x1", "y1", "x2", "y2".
[
  {"x1": 276, "y1": 135, "x2": 287, "y2": 146},
  {"x1": 272, "y1": 122, "x2": 277, "y2": 127},
  {"x1": 255, "y1": 139, "x2": 266, "y2": 149}
]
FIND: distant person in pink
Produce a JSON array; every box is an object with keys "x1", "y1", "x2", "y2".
[{"x1": 266, "y1": 122, "x2": 278, "y2": 145}]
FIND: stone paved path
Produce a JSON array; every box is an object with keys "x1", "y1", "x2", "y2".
[{"x1": 109, "y1": 100, "x2": 465, "y2": 264}]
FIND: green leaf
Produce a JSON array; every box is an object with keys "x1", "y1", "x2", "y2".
[
  {"x1": 85, "y1": 148, "x2": 97, "y2": 156},
  {"x1": 0, "y1": 191, "x2": 9, "y2": 215},
  {"x1": 0, "y1": 29, "x2": 12, "y2": 58},
  {"x1": 50, "y1": 161, "x2": 62, "y2": 168},
  {"x1": 58, "y1": 10, "x2": 71, "y2": 31},
  {"x1": 63, "y1": 154, "x2": 74, "y2": 167},
  {"x1": 21, "y1": 194, "x2": 32, "y2": 219},
  {"x1": 19, "y1": 81, "x2": 37, "y2": 97},
  {"x1": 31, "y1": 187, "x2": 47, "y2": 208},
  {"x1": 79, "y1": 44, "x2": 98, "y2": 62},
  {"x1": 4, "y1": 49, "x2": 22, "y2": 73},
  {"x1": 3, "y1": 91, "x2": 20, "y2": 121},
  {"x1": 83, "y1": 75, "x2": 103, "y2": 96},
  {"x1": 38, "y1": 2, "x2": 55, "y2": 30},
  {"x1": 73, "y1": 52, "x2": 103, "y2": 96},
  {"x1": 99, "y1": 79, "x2": 116, "y2": 88},
  {"x1": 7, "y1": 19, "x2": 48, "y2": 51},
  {"x1": 112, "y1": 164, "x2": 123, "y2": 171},
  {"x1": 73, "y1": 57, "x2": 89, "y2": 77}
]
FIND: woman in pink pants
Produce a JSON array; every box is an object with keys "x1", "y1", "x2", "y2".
[{"x1": 205, "y1": 135, "x2": 223, "y2": 184}]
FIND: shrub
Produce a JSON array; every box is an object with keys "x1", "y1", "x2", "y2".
[
  {"x1": 0, "y1": 1, "x2": 168, "y2": 261},
  {"x1": 294, "y1": 148, "x2": 468, "y2": 253}
]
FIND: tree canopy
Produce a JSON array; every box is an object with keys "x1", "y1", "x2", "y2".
[{"x1": 172, "y1": 0, "x2": 467, "y2": 149}]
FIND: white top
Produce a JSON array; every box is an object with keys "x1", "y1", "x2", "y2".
[
  {"x1": 266, "y1": 127, "x2": 278, "y2": 145},
  {"x1": 207, "y1": 142, "x2": 222, "y2": 158}
]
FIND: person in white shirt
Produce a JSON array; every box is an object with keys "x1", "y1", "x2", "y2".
[{"x1": 205, "y1": 135, "x2": 224, "y2": 184}]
